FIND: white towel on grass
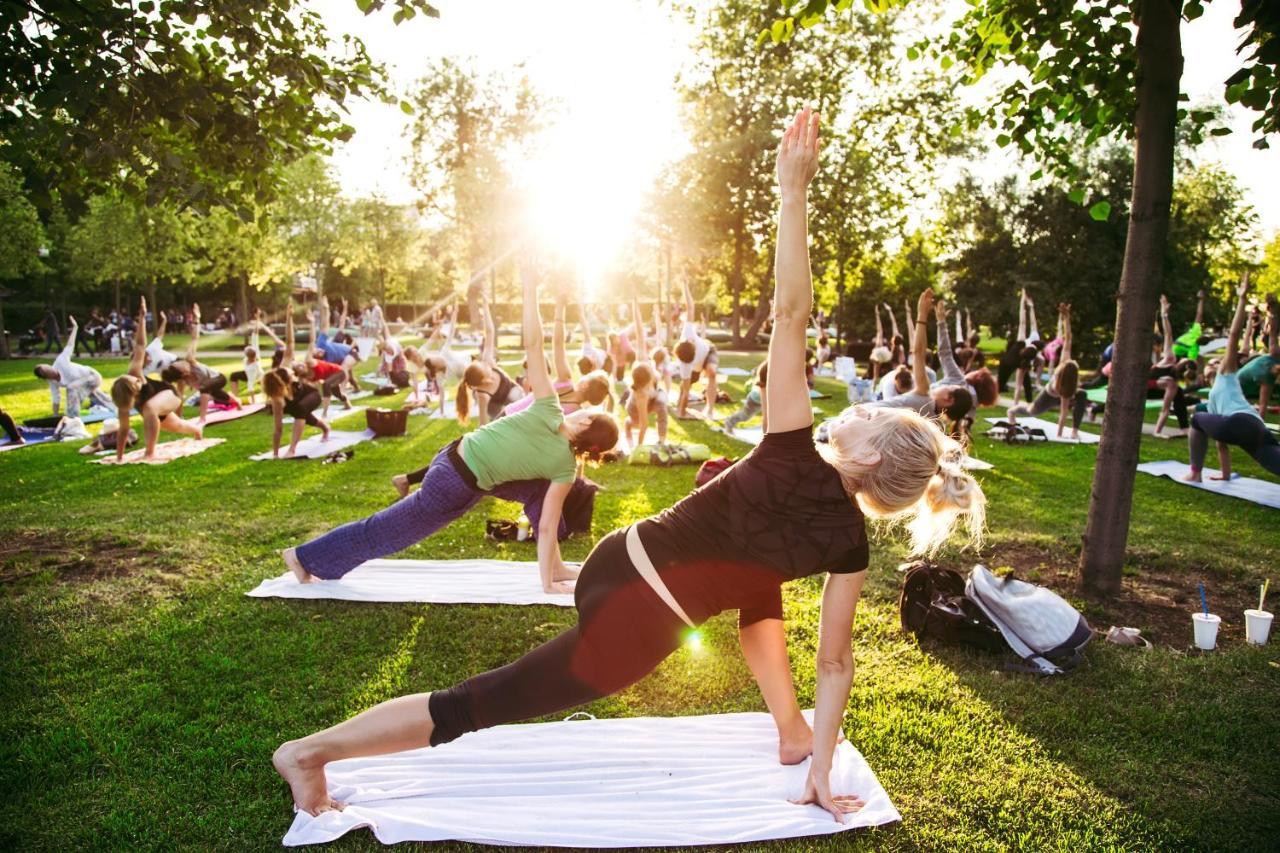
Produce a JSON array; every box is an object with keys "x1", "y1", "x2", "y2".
[
  {"x1": 407, "y1": 399, "x2": 456, "y2": 419},
  {"x1": 247, "y1": 558, "x2": 575, "y2": 605},
  {"x1": 717, "y1": 366, "x2": 752, "y2": 378},
  {"x1": 985, "y1": 417, "x2": 1100, "y2": 444},
  {"x1": 280, "y1": 710, "x2": 899, "y2": 847},
  {"x1": 283, "y1": 406, "x2": 366, "y2": 425},
  {"x1": 201, "y1": 402, "x2": 266, "y2": 426},
  {"x1": 1136, "y1": 460, "x2": 1280, "y2": 510},
  {"x1": 250, "y1": 429, "x2": 376, "y2": 461},
  {"x1": 721, "y1": 425, "x2": 764, "y2": 446},
  {"x1": 1141, "y1": 422, "x2": 1188, "y2": 439}
]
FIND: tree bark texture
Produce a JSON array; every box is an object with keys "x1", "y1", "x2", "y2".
[{"x1": 1077, "y1": 0, "x2": 1182, "y2": 597}]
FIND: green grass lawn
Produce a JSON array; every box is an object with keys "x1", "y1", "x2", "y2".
[{"x1": 1, "y1": 351, "x2": 1277, "y2": 851}]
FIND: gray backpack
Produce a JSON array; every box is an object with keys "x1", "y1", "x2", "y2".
[{"x1": 965, "y1": 565, "x2": 1094, "y2": 675}]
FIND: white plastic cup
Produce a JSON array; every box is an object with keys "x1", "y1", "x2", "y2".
[
  {"x1": 1192, "y1": 612, "x2": 1221, "y2": 650},
  {"x1": 1244, "y1": 609, "x2": 1273, "y2": 646}
]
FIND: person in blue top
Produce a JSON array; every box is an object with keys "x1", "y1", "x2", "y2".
[
  {"x1": 310, "y1": 297, "x2": 362, "y2": 393},
  {"x1": 1184, "y1": 274, "x2": 1280, "y2": 483}
]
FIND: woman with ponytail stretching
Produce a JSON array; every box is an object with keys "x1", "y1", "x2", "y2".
[{"x1": 272, "y1": 107, "x2": 986, "y2": 823}]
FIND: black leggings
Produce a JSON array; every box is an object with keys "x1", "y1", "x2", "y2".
[
  {"x1": 1009, "y1": 387, "x2": 1088, "y2": 431},
  {"x1": 428, "y1": 528, "x2": 687, "y2": 745},
  {"x1": 285, "y1": 387, "x2": 323, "y2": 428},
  {"x1": 0, "y1": 409, "x2": 19, "y2": 443},
  {"x1": 1189, "y1": 412, "x2": 1280, "y2": 476},
  {"x1": 322, "y1": 372, "x2": 350, "y2": 406}
]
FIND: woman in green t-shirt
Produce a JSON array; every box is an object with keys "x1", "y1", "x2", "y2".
[{"x1": 282, "y1": 262, "x2": 619, "y2": 594}]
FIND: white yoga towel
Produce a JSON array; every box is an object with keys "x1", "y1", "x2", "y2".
[
  {"x1": 407, "y1": 398, "x2": 457, "y2": 419},
  {"x1": 347, "y1": 390, "x2": 375, "y2": 401},
  {"x1": 985, "y1": 417, "x2": 1101, "y2": 445},
  {"x1": 284, "y1": 406, "x2": 367, "y2": 425},
  {"x1": 247, "y1": 558, "x2": 574, "y2": 606},
  {"x1": 280, "y1": 710, "x2": 899, "y2": 847},
  {"x1": 721, "y1": 425, "x2": 763, "y2": 446},
  {"x1": 717, "y1": 366, "x2": 752, "y2": 378},
  {"x1": 250, "y1": 429, "x2": 376, "y2": 461},
  {"x1": 1142, "y1": 422, "x2": 1188, "y2": 439},
  {"x1": 1136, "y1": 460, "x2": 1280, "y2": 510}
]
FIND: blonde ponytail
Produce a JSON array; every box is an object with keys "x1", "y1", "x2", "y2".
[{"x1": 907, "y1": 460, "x2": 986, "y2": 556}]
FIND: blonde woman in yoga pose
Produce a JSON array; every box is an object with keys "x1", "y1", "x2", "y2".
[
  {"x1": 273, "y1": 107, "x2": 985, "y2": 823},
  {"x1": 109, "y1": 297, "x2": 203, "y2": 462}
]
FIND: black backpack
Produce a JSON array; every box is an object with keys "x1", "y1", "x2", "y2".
[{"x1": 898, "y1": 563, "x2": 1006, "y2": 653}]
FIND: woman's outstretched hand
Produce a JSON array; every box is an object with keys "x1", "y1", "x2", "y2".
[
  {"x1": 790, "y1": 765, "x2": 865, "y2": 823},
  {"x1": 776, "y1": 106, "x2": 820, "y2": 201}
]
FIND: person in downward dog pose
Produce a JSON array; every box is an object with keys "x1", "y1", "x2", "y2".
[
  {"x1": 263, "y1": 302, "x2": 332, "y2": 459},
  {"x1": 304, "y1": 258, "x2": 618, "y2": 578},
  {"x1": 33, "y1": 315, "x2": 114, "y2": 416},
  {"x1": 1006, "y1": 303, "x2": 1088, "y2": 439},
  {"x1": 109, "y1": 298, "x2": 204, "y2": 462},
  {"x1": 1184, "y1": 275, "x2": 1280, "y2": 482},
  {"x1": 273, "y1": 108, "x2": 986, "y2": 822},
  {"x1": 456, "y1": 297, "x2": 524, "y2": 425},
  {"x1": 624, "y1": 296, "x2": 671, "y2": 447},
  {"x1": 674, "y1": 278, "x2": 720, "y2": 420}
]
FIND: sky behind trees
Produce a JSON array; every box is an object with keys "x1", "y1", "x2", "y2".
[{"x1": 316, "y1": 0, "x2": 1278, "y2": 234}]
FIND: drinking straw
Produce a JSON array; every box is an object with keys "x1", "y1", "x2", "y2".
[
  {"x1": 1198, "y1": 583, "x2": 1208, "y2": 617},
  {"x1": 1261, "y1": 579, "x2": 1270, "y2": 612}
]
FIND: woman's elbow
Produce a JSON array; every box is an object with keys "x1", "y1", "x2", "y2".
[{"x1": 816, "y1": 654, "x2": 854, "y2": 678}]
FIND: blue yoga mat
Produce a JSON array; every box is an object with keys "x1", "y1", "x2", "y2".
[{"x1": 0, "y1": 427, "x2": 59, "y2": 451}]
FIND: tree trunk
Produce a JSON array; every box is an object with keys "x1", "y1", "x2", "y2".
[
  {"x1": 0, "y1": 299, "x2": 9, "y2": 359},
  {"x1": 147, "y1": 279, "x2": 158, "y2": 334},
  {"x1": 1077, "y1": 0, "x2": 1181, "y2": 597},
  {"x1": 741, "y1": 243, "x2": 777, "y2": 348},
  {"x1": 113, "y1": 280, "x2": 121, "y2": 315},
  {"x1": 237, "y1": 274, "x2": 249, "y2": 340}
]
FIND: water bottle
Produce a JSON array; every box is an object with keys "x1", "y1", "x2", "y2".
[{"x1": 516, "y1": 514, "x2": 531, "y2": 541}]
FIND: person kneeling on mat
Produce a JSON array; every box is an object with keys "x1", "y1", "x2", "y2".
[{"x1": 272, "y1": 108, "x2": 985, "y2": 823}]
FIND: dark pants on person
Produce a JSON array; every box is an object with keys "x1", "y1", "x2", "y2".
[
  {"x1": 200, "y1": 374, "x2": 233, "y2": 405},
  {"x1": 427, "y1": 528, "x2": 687, "y2": 745},
  {"x1": 1009, "y1": 387, "x2": 1088, "y2": 431},
  {"x1": 0, "y1": 409, "x2": 19, "y2": 443},
  {"x1": 1189, "y1": 412, "x2": 1280, "y2": 476},
  {"x1": 322, "y1": 372, "x2": 350, "y2": 407}
]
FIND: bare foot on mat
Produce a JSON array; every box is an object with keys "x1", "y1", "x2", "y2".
[
  {"x1": 273, "y1": 741, "x2": 343, "y2": 816},
  {"x1": 282, "y1": 548, "x2": 316, "y2": 584}
]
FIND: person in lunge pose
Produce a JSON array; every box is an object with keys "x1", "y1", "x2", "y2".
[
  {"x1": 272, "y1": 108, "x2": 985, "y2": 824},
  {"x1": 1184, "y1": 275, "x2": 1280, "y2": 482}
]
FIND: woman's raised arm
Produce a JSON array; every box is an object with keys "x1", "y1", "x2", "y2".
[
  {"x1": 521, "y1": 258, "x2": 555, "y2": 399},
  {"x1": 766, "y1": 107, "x2": 821, "y2": 434}
]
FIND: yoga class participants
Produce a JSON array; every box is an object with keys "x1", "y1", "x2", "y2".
[
  {"x1": 674, "y1": 277, "x2": 720, "y2": 420},
  {"x1": 1184, "y1": 275, "x2": 1280, "y2": 481},
  {"x1": 456, "y1": 297, "x2": 523, "y2": 425},
  {"x1": 502, "y1": 295, "x2": 612, "y2": 417},
  {"x1": 624, "y1": 295, "x2": 671, "y2": 447},
  {"x1": 289, "y1": 258, "x2": 618, "y2": 592},
  {"x1": 228, "y1": 310, "x2": 265, "y2": 401},
  {"x1": 263, "y1": 302, "x2": 332, "y2": 459},
  {"x1": 160, "y1": 304, "x2": 234, "y2": 423},
  {"x1": 1007, "y1": 303, "x2": 1087, "y2": 439},
  {"x1": 33, "y1": 315, "x2": 113, "y2": 416},
  {"x1": 272, "y1": 108, "x2": 986, "y2": 822},
  {"x1": 109, "y1": 298, "x2": 203, "y2": 462}
]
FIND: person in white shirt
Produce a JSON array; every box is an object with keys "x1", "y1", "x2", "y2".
[
  {"x1": 673, "y1": 279, "x2": 719, "y2": 419},
  {"x1": 33, "y1": 316, "x2": 112, "y2": 414},
  {"x1": 143, "y1": 311, "x2": 179, "y2": 376}
]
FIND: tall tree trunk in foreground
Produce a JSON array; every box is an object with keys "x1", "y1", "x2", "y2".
[{"x1": 1078, "y1": 0, "x2": 1182, "y2": 597}]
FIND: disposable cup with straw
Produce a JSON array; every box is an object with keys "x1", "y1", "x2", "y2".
[
  {"x1": 1192, "y1": 582, "x2": 1221, "y2": 650},
  {"x1": 1245, "y1": 579, "x2": 1272, "y2": 646}
]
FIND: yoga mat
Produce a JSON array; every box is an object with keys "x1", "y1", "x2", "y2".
[
  {"x1": 407, "y1": 399, "x2": 457, "y2": 419},
  {"x1": 1136, "y1": 460, "x2": 1280, "y2": 510},
  {"x1": 283, "y1": 406, "x2": 367, "y2": 425},
  {"x1": 279, "y1": 710, "x2": 899, "y2": 847},
  {"x1": 248, "y1": 558, "x2": 575, "y2": 606},
  {"x1": 721, "y1": 425, "x2": 763, "y2": 446},
  {"x1": 985, "y1": 417, "x2": 1100, "y2": 445},
  {"x1": 717, "y1": 366, "x2": 752, "y2": 378},
  {"x1": 0, "y1": 427, "x2": 60, "y2": 452},
  {"x1": 346, "y1": 390, "x2": 375, "y2": 401},
  {"x1": 23, "y1": 406, "x2": 121, "y2": 428},
  {"x1": 201, "y1": 402, "x2": 266, "y2": 426},
  {"x1": 250, "y1": 429, "x2": 376, "y2": 461},
  {"x1": 1083, "y1": 387, "x2": 1164, "y2": 410},
  {"x1": 95, "y1": 437, "x2": 225, "y2": 465}
]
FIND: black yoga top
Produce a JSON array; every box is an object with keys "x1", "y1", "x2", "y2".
[
  {"x1": 136, "y1": 377, "x2": 175, "y2": 409},
  {"x1": 486, "y1": 367, "x2": 517, "y2": 420},
  {"x1": 637, "y1": 426, "x2": 869, "y2": 623},
  {"x1": 283, "y1": 381, "x2": 320, "y2": 419}
]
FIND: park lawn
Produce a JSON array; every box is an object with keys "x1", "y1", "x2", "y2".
[{"x1": 1, "y1": 352, "x2": 1277, "y2": 851}]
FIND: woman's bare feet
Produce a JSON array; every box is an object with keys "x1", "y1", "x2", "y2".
[
  {"x1": 551, "y1": 564, "x2": 581, "y2": 583},
  {"x1": 272, "y1": 740, "x2": 343, "y2": 816},
  {"x1": 282, "y1": 548, "x2": 316, "y2": 584},
  {"x1": 778, "y1": 718, "x2": 814, "y2": 765},
  {"x1": 1182, "y1": 470, "x2": 1203, "y2": 483},
  {"x1": 391, "y1": 474, "x2": 410, "y2": 498},
  {"x1": 543, "y1": 579, "x2": 575, "y2": 595}
]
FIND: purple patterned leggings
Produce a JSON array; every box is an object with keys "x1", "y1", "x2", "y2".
[{"x1": 295, "y1": 445, "x2": 559, "y2": 580}]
